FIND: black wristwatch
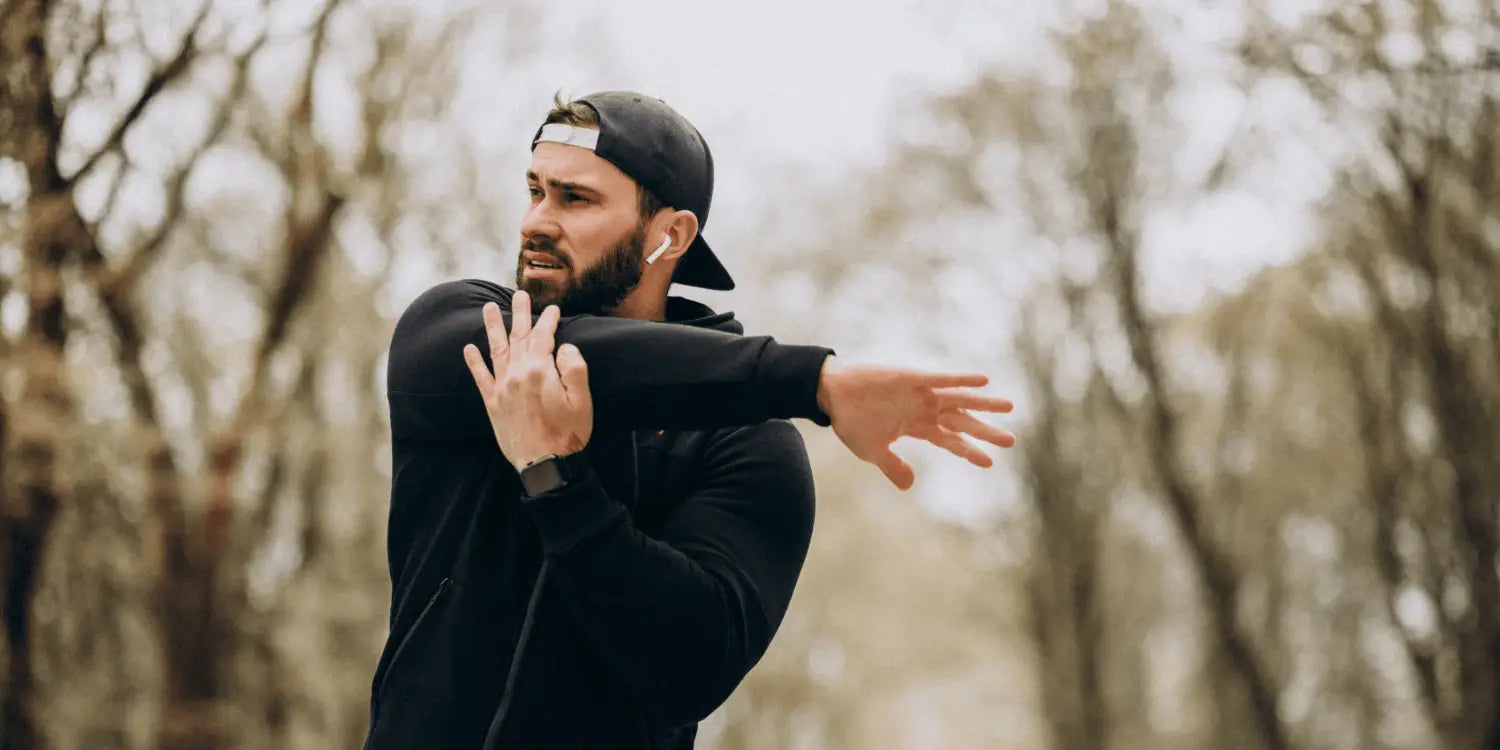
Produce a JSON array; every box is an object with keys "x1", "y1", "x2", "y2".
[{"x1": 517, "y1": 452, "x2": 590, "y2": 496}]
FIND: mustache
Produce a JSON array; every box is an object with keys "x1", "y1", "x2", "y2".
[{"x1": 521, "y1": 237, "x2": 570, "y2": 268}]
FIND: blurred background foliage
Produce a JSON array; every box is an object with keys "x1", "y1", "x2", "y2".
[{"x1": 1, "y1": 0, "x2": 1498, "y2": 748}]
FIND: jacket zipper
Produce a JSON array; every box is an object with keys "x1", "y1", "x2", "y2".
[
  {"x1": 483, "y1": 433, "x2": 642, "y2": 748},
  {"x1": 483, "y1": 560, "x2": 549, "y2": 748},
  {"x1": 631, "y1": 431, "x2": 650, "y2": 749},
  {"x1": 370, "y1": 577, "x2": 451, "y2": 732}
]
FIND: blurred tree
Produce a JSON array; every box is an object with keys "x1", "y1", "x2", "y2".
[
  {"x1": 893, "y1": 4, "x2": 1293, "y2": 747},
  {"x1": 702, "y1": 437, "x2": 1042, "y2": 750},
  {"x1": 713, "y1": 0, "x2": 1500, "y2": 747},
  {"x1": 1015, "y1": 299, "x2": 1110, "y2": 750},
  {"x1": 817, "y1": 0, "x2": 1493, "y2": 748},
  {"x1": 0, "y1": 0, "x2": 522, "y2": 746},
  {"x1": 1242, "y1": 1, "x2": 1500, "y2": 746},
  {"x1": 1, "y1": 1, "x2": 79, "y2": 745}
]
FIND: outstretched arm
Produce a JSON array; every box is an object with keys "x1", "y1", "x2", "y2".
[
  {"x1": 387, "y1": 279, "x2": 833, "y2": 442},
  {"x1": 464, "y1": 292, "x2": 1017, "y2": 491}
]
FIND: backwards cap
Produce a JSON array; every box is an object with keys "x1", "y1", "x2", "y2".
[{"x1": 532, "y1": 92, "x2": 733, "y2": 291}]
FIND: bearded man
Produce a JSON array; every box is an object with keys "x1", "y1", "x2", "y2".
[{"x1": 363, "y1": 91, "x2": 1015, "y2": 749}]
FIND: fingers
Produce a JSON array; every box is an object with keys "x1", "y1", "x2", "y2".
[
  {"x1": 510, "y1": 290, "x2": 533, "y2": 342},
  {"x1": 874, "y1": 448, "x2": 916, "y2": 491},
  {"x1": 940, "y1": 410, "x2": 1017, "y2": 448},
  {"x1": 902, "y1": 371, "x2": 989, "y2": 389},
  {"x1": 462, "y1": 343, "x2": 494, "y2": 392},
  {"x1": 482, "y1": 302, "x2": 508, "y2": 368},
  {"x1": 936, "y1": 390, "x2": 1014, "y2": 414},
  {"x1": 916, "y1": 426, "x2": 994, "y2": 468},
  {"x1": 556, "y1": 343, "x2": 590, "y2": 395},
  {"x1": 529, "y1": 304, "x2": 561, "y2": 357}
]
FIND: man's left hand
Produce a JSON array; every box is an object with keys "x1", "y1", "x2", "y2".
[{"x1": 463, "y1": 290, "x2": 594, "y2": 471}]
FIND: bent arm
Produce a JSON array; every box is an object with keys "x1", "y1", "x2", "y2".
[
  {"x1": 386, "y1": 279, "x2": 833, "y2": 442},
  {"x1": 521, "y1": 421, "x2": 815, "y2": 725}
]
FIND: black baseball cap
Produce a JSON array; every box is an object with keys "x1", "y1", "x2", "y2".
[{"x1": 530, "y1": 91, "x2": 733, "y2": 291}]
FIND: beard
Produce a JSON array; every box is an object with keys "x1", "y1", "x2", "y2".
[{"x1": 515, "y1": 222, "x2": 647, "y2": 316}]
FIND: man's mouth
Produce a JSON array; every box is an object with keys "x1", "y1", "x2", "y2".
[{"x1": 523, "y1": 251, "x2": 567, "y2": 271}]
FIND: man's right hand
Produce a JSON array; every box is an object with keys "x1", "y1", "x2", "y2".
[{"x1": 816, "y1": 356, "x2": 1016, "y2": 491}]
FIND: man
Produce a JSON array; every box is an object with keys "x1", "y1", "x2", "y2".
[{"x1": 364, "y1": 91, "x2": 1015, "y2": 749}]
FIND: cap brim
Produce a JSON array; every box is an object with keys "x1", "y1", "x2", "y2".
[{"x1": 671, "y1": 235, "x2": 734, "y2": 291}]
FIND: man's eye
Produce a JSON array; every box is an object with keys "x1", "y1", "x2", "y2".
[
  {"x1": 564, "y1": 192, "x2": 586, "y2": 203},
  {"x1": 528, "y1": 187, "x2": 543, "y2": 199}
]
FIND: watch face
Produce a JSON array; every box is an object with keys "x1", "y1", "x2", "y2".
[{"x1": 522, "y1": 459, "x2": 565, "y2": 495}]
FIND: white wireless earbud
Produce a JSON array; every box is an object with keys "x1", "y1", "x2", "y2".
[{"x1": 646, "y1": 235, "x2": 671, "y2": 265}]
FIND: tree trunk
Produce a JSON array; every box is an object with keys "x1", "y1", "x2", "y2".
[
  {"x1": 1103, "y1": 207, "x2": 1290, "y2": 750},
  {"x1": 152, "y1": 439, "x2": 233, "y2": 750},
  {"x1": 0, "y1": 2, "x2": 84, "y2": 746}
]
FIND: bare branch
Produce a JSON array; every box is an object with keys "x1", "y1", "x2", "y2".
[
  {"x1": 254, "y1": 192, "x2": 344, "y2": 370},
  {"x1": 73, "y1": 23, "x2": 267, "y2": 434},
  {"x1": 1016, "y1": 311, "x2": 1110, "y2": 750},
  {"x1": 1070, "y1": 18, "x2": 1291, "y2": 742},
  {"x1": 204, "y1": 0, "x2": 346, "y2": 567},
  {"x1": 101, "y1": 31, "x2": 267, "y2": 297},
  {"x1": 266, "y1": 0, "x2": 342, "y2": 186},
  {"x1": 85, "y1": 156, "x2": 129, "y2": 236},
  {"x1": 56, "y1": 0, "x2": 111, "y2": 117},
  {"x1": 1206, "y1": 304, "x2": 1255, "y2": 503},
  {"x1": 1105, "y1": 213, "x2": 1291, "y2": 750},
  {"x1": 63, "y1": 0, "x2": 211, "y2": 189},
  {"x1": 1333, "y1": 320, "x2": 1442, "y2": 713}
]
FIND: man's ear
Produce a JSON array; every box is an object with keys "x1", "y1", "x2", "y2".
[{"x1": 654, "y1": 209, "x2": 700, "y2": 263}]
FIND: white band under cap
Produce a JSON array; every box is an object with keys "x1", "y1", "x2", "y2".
[{"x1": 535, "y1": 123, "x2": 600, "y2": 151}]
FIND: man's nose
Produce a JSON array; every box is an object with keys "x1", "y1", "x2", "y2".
[{"x1": 520, "y1": 201, "x2": 560, "y2": 242}]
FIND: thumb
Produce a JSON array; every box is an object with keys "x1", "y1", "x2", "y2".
[
  {"x1": 874, "y1": 448, "x2": 915, "y2": 491},
  {"x1": 556, "y1": 343, "x2": 590, "y2": 394}
]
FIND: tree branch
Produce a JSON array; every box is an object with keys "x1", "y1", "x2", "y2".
[
  {"x1": 100, "y1": 32, "x2": 266, "y2": 298},
  {"x1": 205, "y1": 0, "x2": 345, "y2": 565},
  {"x1": 63, "y1": 0, "x2": 210, "y2": 189},
  {"x1": 56, "y1": 0, "x2": 110, "y2": 118},
  {"x1": 1089, "y1": 106, "x2": 1293, "y2": 750},
  {"x1": 1336, "y1": 326, "x2": 1442, "y2": 715}
]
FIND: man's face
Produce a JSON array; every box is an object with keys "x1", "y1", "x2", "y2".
[{"x1": 517, "y1": 142, "x2": 651, "y2": 315}]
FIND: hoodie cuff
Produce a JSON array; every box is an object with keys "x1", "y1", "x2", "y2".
[
  {"x1": 520, "y1": 461, "x2": 628, "y2": 556},
  {"x1": 757, "y1": 344, "x2": 836, "y2": 427}
]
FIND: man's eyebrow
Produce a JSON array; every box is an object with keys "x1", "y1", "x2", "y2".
[{"x1": 525, "y1": 171, "x2": 601, "y2": 196}]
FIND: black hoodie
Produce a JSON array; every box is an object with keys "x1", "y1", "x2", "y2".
[{"x1": 363, "y1": 279, "x2": 835, "y2": 749}]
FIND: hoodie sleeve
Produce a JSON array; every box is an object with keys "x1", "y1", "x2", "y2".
[
  {"x1": 386, "y1": 279, "x2": 834, "y2": 442},
  {"x1": 520, "y1": 420, "x2": 815, "y2": 726}
]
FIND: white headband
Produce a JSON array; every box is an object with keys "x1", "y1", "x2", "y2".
[{"x1": 535, "y1": 123, "x2": 600, "y2": 151}]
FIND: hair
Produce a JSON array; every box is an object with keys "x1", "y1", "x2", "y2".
[{"x1": 544, "y1": 92, "x2": 666, "y2": 222}]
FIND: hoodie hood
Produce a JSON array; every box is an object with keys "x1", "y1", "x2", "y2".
[{"x1": 663, "y1": 296, "x2": 741, "y2": 335}]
